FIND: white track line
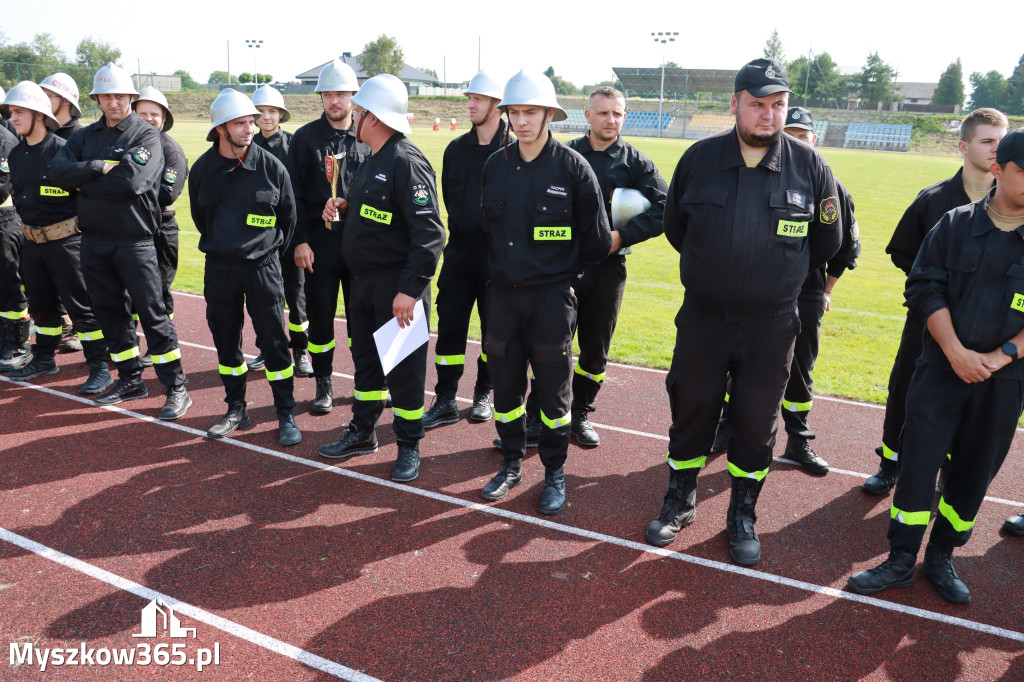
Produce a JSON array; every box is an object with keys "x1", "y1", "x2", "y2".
[
  {"x1": 0, "y1": 526, "x2": 379, "y2": 681},
  {"x1": 3, "y1": 377, "x2": 1024, "y2": 646}
]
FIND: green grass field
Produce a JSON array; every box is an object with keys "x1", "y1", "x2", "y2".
[{"x1": 167, "y1": 121, "x2": 961, "y2": 405}]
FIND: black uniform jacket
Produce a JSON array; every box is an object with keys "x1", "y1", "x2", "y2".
[
  {"x1": 0, "y1": 124, "x2": 17, "y2": 209},
  {"x1": 906, "y1": 193, "x2": 1024, "y2": 380},
  {"x1": 342, "y1": 133, "x2": 444, "y2": 299},
  {"x1": 189, "y1": 142, "x2": 296, "y2": 264},
  {"x1": 802, "y1": 178, "x2": 861, "y2": 294},
  {"x1": 54, "y1": 118, "x2": 82, "y2": 141},
  {"x1": 441, "y1": 119, "x2": 507, "y2": 252},
  {"x1": 46, "y1": 112, "x2": 163, "y2": 242},
  {"x1": 159, "y1": 132, "x2": 188, "y2": 225},
  {"x1": 287, "y1": 114, "x2": 370, "y2": 247},
  {"x1": 253, "y1": 129, "x2": 292, "y2": 167},
  {"x1": 663, "y1": 127, "x2": 841, "y2": 316},
  {"x1": 566, "y1": 134, "x2": 667, "y2": 254},
  {"x1": 9, "y1": 132, "x2": 77, "y2": 226},
  {"x1": 886, "y1": 168, "x2": 973, "y2": 275},
  {"x1": 482, "y1": 134, "x2": 613, "y2": 289}
]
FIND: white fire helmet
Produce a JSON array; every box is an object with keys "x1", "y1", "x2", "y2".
[
  {"x1": 251, "y1": 85, "x2": 290, "y2": 123},
  {"x1": 466, "y1": 69, "x2": 504, "y2": 100},
  {"x1": 315, "y1": 59, "x2": 360, "y2": 93},
  {"x1": 89, "y1": 63, "x2": 138, "y2": 100},
  {"x1": 207, "y1": 88, "x2": 260, "y2": 141},
  {"x1": 132, "y1": 86, "x2": 174, "y2": 131},
  {"x1": 499, "y1": 70, "x2": 567, "y2": 122},
  {"x1": 1, "y1": 81, "x2": 61, "y2": 130},
  {"x1": 351, "y1": 74, "x2": 411, "y2": 135},
  {"x1": 39, "y1": 72, "x2": 83, "y2": 118}
]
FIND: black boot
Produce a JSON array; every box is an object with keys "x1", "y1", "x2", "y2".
[
  {"x1": 278, "y1": 409, "x2": 302, "y2": 447},
  {"x1": 646, "y1": 467, "x2": 698, "y2": 546},
  {"x1": 312, "y1": 375, "x2": 333, "y2": 414},
  {"x1": 538, "y1": 467, "x2": 567, "y2": 515},
  {"x1": 847, "y1": 549, "x2": 916, "y2": 595},
  {"x1": 319, "y1": 424, "x2": 378, "y2": 459},
  {"x1": 392, "y1": 442, "x2": 420, "y2": 482},
  {"x1": 784, "y1": 436, "x2": 829, "y2": 475},
  {"x1": 470, "y1": 391, "x2": 492, "y2": 422},
  {"x1": 95, "y1": 376, "x2": 148, "y2": 405},
  {"x1": 481, "y1": 458, "x2": 523, "y2": 501},
  {"x1": 863, "y1": 455, "x2": 899, "y2": 495},
  {"x1": 293, "y1": 349, "x2": 314, "y2": 378},
  {"x1": 922, "y1": 544, "x2": 970, "y2": 603},
  {"x1": 726, "y1": 477, "x2": 765, "y2": 566},
  {"x1": 10, "y1": 353, "x2": 59, "y2": 380},
  {"x1": 207, "y1": 402, "x2": 251, "y2": 439},
  {"x1": 570, "y1": 407, "x2": 600, "y2": 447},
  {"x1": 422, "y1": 396, "x2": 459, "y2": 429},
  {"x1": 158, "y1": 385, "x2": 192, "y2": 420},
  {"x1": 79, "y1": 361, "x2": 114, "y2": 395},
  {"x1": 0, "y1": 317, "x2": 32, "y2": 373},
  {"x1": 1004, "y1": 513, "x2": 1024, "y2": 536}
]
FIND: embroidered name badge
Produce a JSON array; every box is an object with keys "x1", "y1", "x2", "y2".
[
  {"x1": 246, "y1": 214, "x2": 276, "y2": 228},
  {"x1": 40, "y1": 186, "x2": 69, "y2": 197},
  {"x1": 360, "y1": 204, "x2": 392, "y2": 225},
  {"x1": 534, "y1": 226, "x2": 571, "y2": 241},
  {"x1": 546, "y1": 185, "x2": 568, "y2": 198},
  {"x1": 1012, "y1": 293, "x2": 1024, "y2": 313},
  {"x1": 777, "y1": 220, "x2": 808, "y2": 237},
  {"x1": 786, "y1": 190, "x2": 806, "y2": 209}
]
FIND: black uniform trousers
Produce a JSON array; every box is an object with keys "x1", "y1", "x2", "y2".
[
  {"x1": 879, "y1": 309, "x2": 926, "y2": 462},
  {"x1": 281, "y1": 244, "x2": 308, "y2": 350},
  {"x1": 781, "y1": 292, "x2": 825, "y2": 440},
  {"x1": 204, "y1": 255, "x2": 294, "y2": 410},
  {"x1": 888, "y1": 360, "x2": 1024, "y2": 553},
  {"x1": 304, "y1": 227, "x2": 351, "y2": 377},
  {"x1": 347, "y1": 272, "x2": 429, "y2": 444},
  {"x1": 487, "y1": 282, "x2": 576, "y2": 470},
  {"x1": 433, "y1": 247, "x2": 490, "y2": 399},
  {"x1": 20, "y1": 235, "x2": 104, "y2": 363},
  {"x1": 81, "y1": 238, "x2": 184, "y2": 387},
  {"x1": 0, "y1": 209, "x2": 26, "y2": 317},
  {"x1": 666, "y1": 300, "x2": 799, "y2": 478},
  {"x1": 154, "y1": 217, "x2": 179, "y2": 317}
]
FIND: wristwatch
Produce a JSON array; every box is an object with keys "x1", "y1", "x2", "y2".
[{"x1": 1002, "y1": 342, "x2": 1018, "y2": 360}]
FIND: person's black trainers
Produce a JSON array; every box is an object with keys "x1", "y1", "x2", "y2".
[
  {"x1": 319, "y1": 425, "x2": 378, "y2": 459},
  {"x1": 847, "y1": 549, "x2": 916, "y2": 595},
  {"x1": 392, "y1": 443, "x2": 420, "y2": 482},
  {"x1": 783, "y1": 437, "x2": 829, "y2": 475},
  {"x1": 158, "y1": 385, "x2": 192, "y2": 420},
  {"x1": 470, "y1": 392, "x2": 492, "y2": 422},
  {"x1": 95, "y1": 377, "x2": 148, "y2": 405},
  {"x1": 10, "y1": 354, "x2": 60, "y2": 381},
  {"x1": 422, "y1": 397, "x2": 459, "y2": 429},
  {"x1": 922, "y1": 544, "x2": 970, "y2": 603},
  {"x1": 863, "y1": 456, "x2": 899, "y2": 495}
]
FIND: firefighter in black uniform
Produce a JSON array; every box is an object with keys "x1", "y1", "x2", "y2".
[
  {"x1": 2, "y1": 81, "x2": 110, "y2": 392},
  {"x1": 289, "y1": 59, "x2": 369, "y2": 414},
  {"x1": 247, "y1": 84, "x2": 313, "y2": 378},
  {"x1": 0, "y1": 97, "x2": 31, "y2": 373},
  {"x1": 189, "y1": 89, "x2": 301, "y2": 446},
  {"x1": 132, "y1": 87, "x2": 188, "y2": 323},
  {"x1": 849, "y1": 128, "x2": 1024, "y2": 604},
  {"x1": 421, "y1": 69, "x2": 507, "y2": 430},
  {"x1": 0, "y1": 86, "x2": 13, "y2": 134},
  {"x1": 479, "y1": 70, "x2": 612, "y2": 515},
  {"x1": 318, "y1": 74, "x2": 445, "y2": 483},
  {"x1": 47, "y1": 63, "x2": 190, "y2": 419},
  {"x1": 645, "y1": 59, "x2": 841, "y2": 566},
  {"x1": 864, "y1": 107, "x2": 1008, "y2": 495},
  {"x1": 40, "y1": 72, "x2": 84, "y2": 141}
]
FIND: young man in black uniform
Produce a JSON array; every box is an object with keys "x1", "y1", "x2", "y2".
[
  {"x1": 865, "y1": 108, "x2": 1008, "y2": 495},
  {"x1": 289, "y1": 59, "x2": 369, "y2": 414},
  {"x1": 646, "y1": 59, "x2": 841, "y2": 565},
  {"x1": 849, "y1": 128, "x2": 1024, "y2": 604},
  {"x1": 40, "y1": 72, "x2": 83, "y2": 141},
  {"x1": 421, "y1": 69, "x2": 507, "y2": 430},
  {"x1": 479, "y1": 70, "x2": 612, "y2": 515},
  {"x1": 318, "y1": 74, "x2": 445, "y2": 483},
  {"x1": 47, "y1": 63, "x2": 190, "y2": 420},
  {"x1": 0, "y1": 97, "x2": 31, "y2": 373},
  {"x1": 247, "y1": 84, "x2": 312, "y2": 378},
  {"x1": 132, "y1": 87, "x2": 188, "y2": 323},
  {"x1": 189, "y1": 89, "x2": 301, "y2": 446},
  {"x1": 2, "y1": 81, "x2": 110, "y2": 392}
]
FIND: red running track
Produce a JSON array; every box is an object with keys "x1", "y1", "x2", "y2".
[{"x1": 1, "y1": 290, "x2": 1023, "y2": 680}]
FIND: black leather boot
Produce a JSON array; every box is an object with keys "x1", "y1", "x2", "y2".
[
  {"x1": 10, "y1": 352, "x2": 59, "y2": 380},
  {"x1": 278, "y1": 409, "x2": 302, "y2": 446},
  {"x1": 79, "y1": 361, "x2": 114, "y2": 394},
  {"x1": 207, "y1": 403, "x2": 251, "y2": 439},
  {"x1": 392, "y1": 442, "x2": 420, "y2": 482},
  {"x1": 319, "y1": 425, "x2": 378, "y2": 459},
  {"x1": 538, "y1": 467, "x2": 567, "y2": 515},
  {"x1": 481, "y1": 458, "x2": 523, "y2": 501},
  {"x1": 646, "y1": 467, "x2": 698, "y2": 546},
  {"x1": 570, "y1": 407, "x2": 600, "y2": 447},
  {"x1": 422, "y1": 396, "x2": 459, "y2": 429},
  {"x1": 863, "y1": 455, "x2": 899, "y2": 495},
  {"x1": 312, "y1": 375, "x2": 333, "y2": 413},
  {"x1": 922, "y1": 543, "x2": 970, "y2": 603},
  {"x1": 94, "y1": 376, "x2": 148, "y2": 405},
  {"x1": 848, "y1": 549, "x2": 916, "y2": 595},
  {"x1": 726, "y1": 477, "x2": 765, "y2": 566}
]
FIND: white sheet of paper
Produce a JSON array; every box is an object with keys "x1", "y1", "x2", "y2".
[{"x1": 373, "y1": 298, "x2": 429, "y2": 375}]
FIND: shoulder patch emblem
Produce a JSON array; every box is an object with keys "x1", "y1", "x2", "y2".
[
  {"x1": 0, "y1": 159, "x2": 8, "y2": 173},
  {"x1": 411, "y1": 183, "x2": 431, "y2": 206},
  {"x1": 850, "y1": 220, "x2": 860, "y2": 240},
  {"x1": 819, "y1": 196, "x2": 839, "y2": 225},
  {"x1": 163, "y1": 168, "x2": 177, "y2": 184},
  {"x1": 131, "y1": 147, "x2": 151, "y2": 165}
]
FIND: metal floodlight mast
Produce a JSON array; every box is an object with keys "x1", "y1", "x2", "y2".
[
  {"x1": 651, "y1": 31, "x2": 678, "y2": 137},
  {"x1": 246, "y1": 39, "x2": 263, "y2": 84}
]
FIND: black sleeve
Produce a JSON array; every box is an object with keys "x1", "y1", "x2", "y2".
[
  {"x1": 886, "y1": 189, "x2": 931, "y2": 275},
  {"x1": 47, "y1": 129, "x2": 107, "y2": 188},
  {"x1": 575, "y1": 159, "x2": 613, "y2": 265},
  {"x1": 396, "y1": 151, "x2": 445, "y2": 299},
  {"x1": 277, "y1": 165, "x2": 298, "y2": 259},
  {"x1": 285, "y1": 132, "x2": 312, "y2": 247},
  {"x1": 81, "y1": 126, "x2": 164, "y2": 201},
  {"x1": 825, "y1": 179, "x2": 861, "y2": 279},
  {"x1": 158, "y1": 136, "x2": 188, "y2": 208},
  {"x1": 187, "y1": 162, "x2": 206, "y2": 237},
  {"x1": 904, "y1": 211, "x2": 953, "y2": 321},
  {"x1": 662, "y1": 154, "x2": 688, "y2": 254},
  {"x1": 808, "y1": 154, "x2": 842, "y2": 272},
  {"x1": 617, "y1": 151, "x2": 668, "y2": 247}
]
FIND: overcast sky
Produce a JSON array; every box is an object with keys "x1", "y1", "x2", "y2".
[{"x1": 3, "y1": 1, "x2": 1020, "y2": 92}]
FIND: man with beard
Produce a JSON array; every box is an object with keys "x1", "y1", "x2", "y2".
[
  {"x1": 644, "y1": 58, "x2": 841, "y2": 565},
  {"x1": 288, "y1": 59, "x2": 369, "y2": 413}
]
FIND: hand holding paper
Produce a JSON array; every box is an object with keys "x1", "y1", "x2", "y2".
[{"x1": 374, "y1": 298, "x2": 429, "y2": 375}]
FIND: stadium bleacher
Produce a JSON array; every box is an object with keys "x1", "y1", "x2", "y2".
[
  {"x1": 621, "y1": 110, "x2": 673, "y2": 133},
  {"x1": 682, "y1": 113, "x2": 733, "y2": 139},
  {"x1": 843, "y1": 122, "x2": 912, "y2": 151}
]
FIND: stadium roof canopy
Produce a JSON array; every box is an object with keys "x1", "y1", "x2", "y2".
[{"x1": 613, "y1": 67, "x2": 736, "y2": 94}]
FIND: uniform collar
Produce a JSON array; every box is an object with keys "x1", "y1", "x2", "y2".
[
  {"x1": 723, "y1": 126, "x2": 784, "y2": 172},
  {"x1": 514, "y1": 131, "x2": 557, "y2": 164},
  {"x1": 977, "y1": 190, "x2": 1024, "y2": 239},
  {"x1": 105, "y1": 111, "x2": 138, "y2": 132},
  {"x1": 577, "y1": 133, "x2": 623, "y2": 156},
  {"x1": 216, "y1": 140, "x2": 258, "y2": 170},
  {"x1": 317, "y1": 113, "x2": 356, "y2": 141}
]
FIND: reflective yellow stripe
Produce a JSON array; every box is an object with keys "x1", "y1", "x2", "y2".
[
  {"x1": 34, "y1": 325, "x2": 63, "y2": 336},
  {"x1": 529, "y1": 368, "x2": 535, "y2": 380},
  {"x1": 436, "y1": 354, "x2": 465, "y2": 366},
  {"x1": 881, "y1": 444, "x2": 898, "y2": 462},
  {"x1": 782, "y1": 399, "x2": 812, "y2": 412},
  {"x1": 723, "y1": 391, "x2": 730, "y2": 403},
  {"x1": 354, "y1": 389, "x2": 388, "y2": 401},
  {"x1": 937, "y1": 497, "x2": 975, "y2": 532},
  {"x1": 40, "y1": 186, "x2": 69, "y2": 197},
  {"x1": 79, "y1": 329, "x2": 104, "y2": 341},
  {"x1": 495, "y1": 404, "x2": 525, "y2": 423},
  {"x1": 1, "y1": 309, "x2": 29, "y2": 320},
  {"x1": 727, "y1": 461, "x2": 769, "y2": 482},
  {"x1": 288, "y1": 320, "x2": 309, "y2": 333},
  {"x1": 308, "y1": 339, "x2": 335, "y2": 354},
  {"x1": 168, "y1": 313, "x2": 174, "y2": 321},
  {"x1": 393, "y1": 406, "x2": 424, "y2": 420},
  {"x1": 890, "y1": 505, "x2": 930, "y2": 526},
  {"x1": 348, "y1": 337, "x2": 352, "y2": 348},
  {"x1": 151, "y1": 348, "x2": 181, "y2": 364},
  {"x1": 667, "y1": 453, "x2": 707, "y2": 471},
  {"x1": 219, "y1": 363, "x2": 248, "y2": 376},
  {"x1": 480, "y1": 352, "x2": 487, "y2": 363},
  {"x1": 574, "y1": 362, "x2": 606, "y2": 384},
  {"x1": 946, "y1": 452, "x2": 952, "y2": 461},
  {"x1": 110, "y1": 346, "x2": 140, "y2": 362},
  {"x1": 266, "y1": 365, "x2": 294, "y2": 381},
  {"x1": 246, "y1": 214, "x2": 277, "y2": 228},
  {"x1": 540, "y1": 409, "x2": 570, "y2": 429},
  {"x1": 131, "y1": 313, "x2": 140, "y2": 321}
]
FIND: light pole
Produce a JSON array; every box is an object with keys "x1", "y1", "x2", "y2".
[
  {"x1": 651, "y1": 31, "x2": 678, "y2": 137},
  {"x1": 246, "y1": 39, "x2": 263, "y2": 86}
]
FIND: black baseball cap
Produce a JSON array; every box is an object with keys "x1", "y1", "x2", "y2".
[
  {"x1": 996, "y1": 127, "x2": 1024, "y2": 167},
  {"x1": 734, "y1": 58, "x2": 791, "y2": 97},
  {"x1": 785, "y1": 107, "x2": 814, "y2": 131}
]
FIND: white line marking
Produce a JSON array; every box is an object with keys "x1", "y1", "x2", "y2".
[
  {"x1": 0, "y1": 526, "x2": 380, "y2": 681},
  {"x1": 3, "y1": 377, "x2": 1024, "y2": 646}
]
